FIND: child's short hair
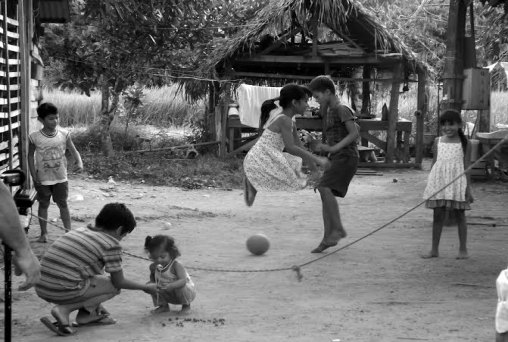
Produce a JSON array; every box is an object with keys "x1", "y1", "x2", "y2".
[
  {"x1": 144, "y1": 235, "x2": 181, "y2": 259},
  {"x1": 95, "y1": 203, "x2": 136, "y2": 235},
  {"x1": 36, "y1": 102, "x2": 58, "y2": 119},
  {"x1": 308, "y1": 75, "x2": 336, "y2": 94}
]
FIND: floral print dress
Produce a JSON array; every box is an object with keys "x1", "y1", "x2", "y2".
[
  {"x1": 243, "y1": 114, "x2": 307, "y2": 191},
  {"x1": 423, "y1": 137, "x2": 470, "y2": 210}
]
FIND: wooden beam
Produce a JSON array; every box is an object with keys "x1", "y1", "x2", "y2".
[
  {"x1": 359, "y1": 131, "x2": 387, "y2": 151},
  {"x1": 336, "y1": 32, "x2": 364, "y2": 51},
  {"x1": 358, "y1": 162, "x2": 418, "y2": 169},
  {"x1": 385, "y1": 63, "x2": 403, "y2": 162},
  {"x1": 235, "y1": 55, "x2": 392, "y2": 65},
  {"x1": 415, "y1": 70, "x2": 427, "y2": 166},
  {"x1": 228, "y1": 137, "x2": 260, "y2": 156},
  {"x1": 123, "y1": 141, "x2": 220, "y2": 154},
  {"x1": 361, "y1": 65, "x2": 372, "y2": 115},
  {"x1": 231, "y1": 71, "x2": 417, "y2": 83}
]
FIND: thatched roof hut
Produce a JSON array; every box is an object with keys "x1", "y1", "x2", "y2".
[
  {"x1": 186, "y1": 0, "x2": 429, "y2": 166},
  {"x1": 184, "y1": 0, "x2": 428, "y2": 101}
]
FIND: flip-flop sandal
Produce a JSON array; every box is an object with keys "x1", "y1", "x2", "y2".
[
  {"x1": 72, "y1": 316, "x2": 117, "y2": 327},
  {"x1": 40, "y1": 317, "x2": 75, "y2": 336}
]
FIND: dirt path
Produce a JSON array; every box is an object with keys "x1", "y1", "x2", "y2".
[{"x1": 2, "y1": 166, "x2": 508, "y2": 342}]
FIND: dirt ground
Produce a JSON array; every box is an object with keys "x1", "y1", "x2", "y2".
[{"x1": 2, "y1": 162, "x2": 508, "y2": 342}]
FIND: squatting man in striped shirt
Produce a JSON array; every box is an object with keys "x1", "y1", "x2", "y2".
[{"x1": 36, "y1": 203, "x2": 158, "y2": 336}]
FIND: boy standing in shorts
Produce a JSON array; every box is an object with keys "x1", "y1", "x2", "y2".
[
  {"x1": 36, "y1": 203, "x2": 158, "y2": 336},
  {"x1": 28, "y1": 102, "x2": 83, "y2": 242},
  {"x1": 308, "y1": 76, "x2": 359, "y2": 253}
]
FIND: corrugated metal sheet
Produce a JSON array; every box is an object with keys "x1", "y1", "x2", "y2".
[{"x1": 38, "y1": 0, "x2": 71, "y2": 23}]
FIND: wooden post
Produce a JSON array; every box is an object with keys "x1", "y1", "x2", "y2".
[
  {"x1": 415, "y1": 70, "x2": 427, "y2": 166},
  {"x1": 441, "y1": 0, "x2": 467, "y2": 111},
  {"x1": 478, "y1": 106, "x2": 491, "y2": 132},
  {"x1": 214, "y1": 103, "x2": 227, "y2": 158},
  {"x1": 208, "y1": 82, "x2": 220, "y2": 140},
  {"x1": 385, "y1": 63, "x2": 402, "y2": 163},
  {"x1": 361, "y1": 65, "x2": 372, "y2": 116}
]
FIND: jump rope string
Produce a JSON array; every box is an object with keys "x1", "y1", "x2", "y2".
[{"x1": 21, "y1": 135, "x2": 508, "y2": 281}]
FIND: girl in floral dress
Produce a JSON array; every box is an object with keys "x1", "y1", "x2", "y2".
[
  {"x1": 422, "y1": 109, "x2": 473, "y2": 259},
  {"x1": 243, "y1": 84, "x2": 329, "y2": 206}
]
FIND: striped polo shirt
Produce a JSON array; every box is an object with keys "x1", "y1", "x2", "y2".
[
  {"x1": 29, "y1": 128, "x2": 69, "y2": 185},
  {"x1": 35, "y1": 227, "x2": 123, "y2": 302}
]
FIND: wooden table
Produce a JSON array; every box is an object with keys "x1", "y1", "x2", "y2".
[
  {"x1": 295, "y1": 117, "x2": 412, "y2": 163},
  {"x1": 227, "y1": 116, "x2": 413, "y2": 163}
]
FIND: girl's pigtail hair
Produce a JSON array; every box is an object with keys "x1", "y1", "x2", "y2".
[
  {"x1": 458, "y1": 128, "x2": 468, "y2": 153},
  {"x1": 144, "y1": 236, "x2": 152, "y2": 250},
  {"x1": 258, "y1": 98, "x2": 278, "y2": 134}
]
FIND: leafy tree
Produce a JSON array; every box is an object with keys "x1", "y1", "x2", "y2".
[
  {"x1": 364, "y1": 0, "x2": 508, "y2": 77},
  {"x1": 40, "y1": 0, "x2": 267, "y2": 156}
]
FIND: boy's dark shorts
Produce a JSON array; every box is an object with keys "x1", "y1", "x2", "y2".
[
  {"x1": 35, "y1": 181, "x2": 68, "y2": 206},
  {"x1": 318, "y1": 154, "x2": 358, "y2": 197}
]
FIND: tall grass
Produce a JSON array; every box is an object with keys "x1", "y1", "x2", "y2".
[
  {"x1": 42, "y1": 85, "x2": 205, "y2": 128},
  {"x1": 43, "y1": 88, "x2": 101, "y2": 127},
  {"x1": 45, "y1": 84, "x2": 508, "y2": 137}
]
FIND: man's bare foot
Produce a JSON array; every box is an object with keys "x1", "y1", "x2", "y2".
[
  {"x1": 75, "y1": 306, "x2": 110, "y2": 325},
  {"x1": 180, "y1": 305, "x2": 190, "y2": 314},
  {"x1": 37, "y1": 235, "x2": 47, "y2": 243},
  {"x1": 457, "y1": 251, "x2": 469, "y2": 259},
  {"x1": 151, "y1": 305, "x2": 170, "y2": 314},
  {"x1": 421, "y1": 251, "x2": 439, "y2": 259},
  {"x1": 51, "y1": 306, "x2": 71, "y2": 326}
]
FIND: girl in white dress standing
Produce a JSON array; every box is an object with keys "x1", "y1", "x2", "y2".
[
  {"x1": 243, "y1": 84, "x2": 330, "y2": 206},
  {"x1": 422, "y1": 109, "x2": 473, "y2": 259}
]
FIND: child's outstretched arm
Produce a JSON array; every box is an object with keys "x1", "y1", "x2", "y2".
[
  {"x1": 278, "y1": 116, "x2": 329, "y2": 170},
  {"x1": 110, "y1": 269, "x2": 157, "y2": 295},
  {"x1": 66, "y1": 136, "x2": 83, "y2": 172},
  {"x1": 292, "y1": 126, "x2": 318, "y2": 172}
]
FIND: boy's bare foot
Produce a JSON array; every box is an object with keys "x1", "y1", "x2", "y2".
[
  {"x1": 37, "y1": 235, "x2": 47, "y2": 243},
  {"x1": 151, "y1": 305, "x2": 170, "y2": 314},
  {"x1": 421, "y1": 251, "x2": 439, "y2": 259},
  {"x1": 456, "y1": 251, "x2": 469, "y2": 259},
  {"x1": 180, "y1": 305, "x2": 191, "y2": 314},
  {"x1": 311, "y1": 241, "x2": 338, "y2": 253}
]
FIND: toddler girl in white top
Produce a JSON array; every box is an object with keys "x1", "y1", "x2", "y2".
[{"x1": 145, "y1": 235, "x2": 195, "y2": 314}]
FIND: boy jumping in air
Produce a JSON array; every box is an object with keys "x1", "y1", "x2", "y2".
[{"x1": 308, "y1": 76, "x2": 359, "y2": 253}]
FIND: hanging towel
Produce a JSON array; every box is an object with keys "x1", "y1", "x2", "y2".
[{"x1": 236, "y1": 84, "x2": 282, "y2": 128}]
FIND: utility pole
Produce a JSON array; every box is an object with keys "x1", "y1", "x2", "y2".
[{"x1": 441, "y1": 0, "x2": 467, "y2": 112}]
